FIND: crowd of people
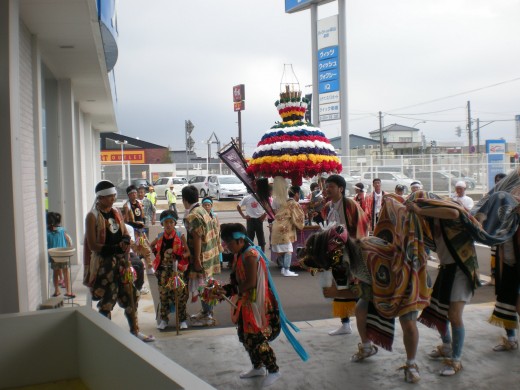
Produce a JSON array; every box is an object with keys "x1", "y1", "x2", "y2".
[{"x1": 76, "y1": 169, "x2": 520, "y2": 387}]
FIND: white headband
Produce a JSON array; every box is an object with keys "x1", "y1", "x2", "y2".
[{"x1": 96, "y1": 187, "x2": 117, "y2": 197}]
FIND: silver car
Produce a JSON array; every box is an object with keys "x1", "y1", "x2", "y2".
[
  {"x1": 207, "y1": 175, "x2": 247, "y2": 200},
  {"x1": 361, "y1": 171, "x2": 416, "y2": 194},
  {"x1": 153, "y1": 176, "x2": 188, "y2": 199}
]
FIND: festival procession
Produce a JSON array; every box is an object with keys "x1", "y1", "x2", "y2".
[{"x1": 81, "y1": 82, "x2": 520, "y2": 388}]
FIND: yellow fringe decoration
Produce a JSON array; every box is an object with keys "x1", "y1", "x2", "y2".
[
  {"x1": 489, "y1": 314, "x2": 519, "y2": 330},
  {"x1": 332, "y1": 301, "x2": 356, "y2": 319}
]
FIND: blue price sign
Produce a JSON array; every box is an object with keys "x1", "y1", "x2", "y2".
[
  {"x1": 319, "y1": 69, "x2": 338, "y2": 82},
  {"x1": 318, "y1": 46, "x2": 338, "y2": 60},
  {"x1": 318, "y1": 58, "x2": 338, "y2": 71},
  {"x1": 319, "y1": 79, "x2": 339, "y2": 94}
]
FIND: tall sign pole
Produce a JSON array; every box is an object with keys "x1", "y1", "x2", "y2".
[
  {"x1": 233, "y1": 84, "x2": 245, "y2": 154},
  {"x1": 185, "y1": 120, "x2": 194, "y2": 179},
  {"x1": 338, "y1": 0, "x2": 349, "y2": 163},
  {"x1": 286, "y1": 0, "x2": 346, "y2": 162},
  {"x1": 311, "y1": 4, "x2": 319, "y2": 129}
]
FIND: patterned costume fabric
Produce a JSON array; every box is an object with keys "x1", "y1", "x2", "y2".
[
  {"x1": 407, "y1": 191, "x2": 515, "y2": 334},
  {"x1": 271, "y1": 199, "x2": 305, "y2": 246},
  {"x1": 472, "y1": 168, "x2": 520, "y2": 330},
  {"x1": 141, "y1": 196, "x2": 156, "y2": 230},
  {"x1": 92, "y1": 254, "x2": 140, "y2": 333},
  {"x1": 184, "y1": 205, "x2": 221, "y2": 280},
  {"x1": 300, "y1": 193, "x2": 433, "y2": 351},
  {"x1": 328, "y1": 197, "x2": 368, "y2": 319},
  {"x1": 490, "y1": 256, "x2": 520, "y2": 330},
  {"x1": 123, "y1": 200, "x2": 152, "y2": 268},
  {"x1": 370, "y1": 193, "x2": 432, "y2": 319},
  {"x1": 84, "y1": 207, "x2": 124, "y2": 288},
  {"x1": 153, "y1": 230, "x2": 189, "y2": 323},
  {"x1": 230, "y1": 246, "x2": 280, "y2": 373},
  {"x1": 88, "y1": 207, "x2": 140, "y2": 333}
]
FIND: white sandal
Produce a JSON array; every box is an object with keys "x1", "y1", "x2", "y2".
[
  {"x1": 439, "y1": 359, "x2": 462, "y2": 376},
  {"x1": 136, "y1": 332, "x2": 156, "y2": 342},
  {"x1": 398, "y1": 363, "x2": 421, "y2": 383},
  {"x1": 493, "y1": 337, "x2": 519, "y2": 352}
]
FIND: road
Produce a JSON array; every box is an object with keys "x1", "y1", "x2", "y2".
[{"x1": 144, "y1": 202, "x2": 497, "y2": 329}]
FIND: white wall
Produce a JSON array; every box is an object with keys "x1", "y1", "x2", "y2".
[{"x1": 0, "y1": 307, "x2": 216, "y2": 390}]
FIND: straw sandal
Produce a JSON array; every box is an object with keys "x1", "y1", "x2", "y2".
[
  {"x1": 428, "y1": 345, "x2": 452, "y2": 359},
  {"x1": 439, "y1": 359, "x2": 462, "y2": 376},
  {"x1": 398, "y1": 363, "x2": 421, "y2": 383},
  {"x1": 493, "y1": 337, "x2": 519, "y2": 352},
  {"x1": 351, "y1": 343, "x2": 378, "y2": 362}
]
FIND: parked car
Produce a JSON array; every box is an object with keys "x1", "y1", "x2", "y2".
[
  {"x1": 153, "y1": 176, "x2": 188, "y2": 198},
  {"x1": 207, "y1": 175, "x2": 247, "y2": 200},
  {"x1": 361, "y1": 172, "x2": 415, "y2": 194},
  {"x1": 187, "y1": 175, "x2": 210, "y2": 197},
  {"x1": 444, "y1": 170, "x2": 476, "y2": 190},
  {"x1": 115, "y1": 178, "x2": 152, "y2": 199},
  {"x1": 413, "y1": 171, "x2": 458, "y2": 192}
]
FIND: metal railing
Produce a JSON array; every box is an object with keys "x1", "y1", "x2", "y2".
[{"x1": 102, "y1": 152, "x2": 516, "y2": 195}]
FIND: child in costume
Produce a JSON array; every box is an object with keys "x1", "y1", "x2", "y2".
[
  {"x1": 47, "y1": 211, "x2": 74, "y2": 298},
  {"x1": 150, "y1": 209, "x2": 190, "y2": 330},
  {"x1": 216, "y1": 223, "x2": 282, "y2": 387}
]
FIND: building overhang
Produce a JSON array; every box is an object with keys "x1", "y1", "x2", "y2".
[{"x1": 20, "y1": 0, "x2": 118, "y2": 132}]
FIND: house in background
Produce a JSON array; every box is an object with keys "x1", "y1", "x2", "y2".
[{"x1": 368, "y1": 123, "x2": 424, "y2": 155}]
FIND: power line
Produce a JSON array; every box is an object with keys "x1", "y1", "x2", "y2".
[
  {"x1": 389, "y1": 107, "x2": 465, "y2": 115},
  {"x1": 385, "y1": 76, "x2": 520, "y2": 112},
  {"x1": 384, "y1": 113, "x2": 516, "y2": 123}
]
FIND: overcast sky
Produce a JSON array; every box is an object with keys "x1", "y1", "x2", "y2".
[{"x1": 115, "y1": 0, "x2": 520, "y2": 157}]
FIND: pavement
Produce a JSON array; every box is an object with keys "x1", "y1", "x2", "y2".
[{"x1": 65, "y1": 255, "x2": 520, "y2": 390}]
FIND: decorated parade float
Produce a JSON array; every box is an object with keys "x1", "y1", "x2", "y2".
[{"x1": 244, "y1": 73, "x2": 343, "y2": 266}]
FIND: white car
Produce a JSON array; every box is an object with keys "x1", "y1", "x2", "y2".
[
  {"x1": 361, "y1": 172, "x2": 416, "y2": 194},
  {"x1": 153, "y1": 176, "x2": 188, "y2": 199},
  {"x1": 207, "y1": 175, "x2": 247, "y2": 200},
  {"x1": 188, "y1": 175, "x2": 210, "y2": 197}
]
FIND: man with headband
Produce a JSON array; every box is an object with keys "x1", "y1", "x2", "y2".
[
  {"x1": 84, "y1": 180, "x2": 155, "y2": 342},
  {"x1": 123, "y1": 184, "x2": 153, "y2": 274}
]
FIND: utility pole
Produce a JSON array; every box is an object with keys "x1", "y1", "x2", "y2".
[
  {"x1": 476, "y1": 118, "x2": 480, "y2": 154},
  {"x1": 379, "y1": 111, "x2": 384, "y2": 157},
  {"x1": 467, "y1": 101, "x2": 473, "y2": 153}
]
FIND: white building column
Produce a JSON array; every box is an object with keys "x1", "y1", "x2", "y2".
[
  {"x1": 0, "y1": 0, "x2": 23, "y2": 314},
  {"x1": 47, "y1": 79, "x2": 82, "y2": 262}
]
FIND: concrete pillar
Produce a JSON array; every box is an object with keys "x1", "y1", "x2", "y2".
[
  {"x1": 0, "y1": 0, "x2": 23, "y2": 314},
  {"x1": 57, "y1": 79, "x2": 82, "y2": 263}
]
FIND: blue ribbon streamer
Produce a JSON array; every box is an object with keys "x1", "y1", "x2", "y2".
[{"x1": 243, "y1": 236, "x2": 309, "y2": 362}]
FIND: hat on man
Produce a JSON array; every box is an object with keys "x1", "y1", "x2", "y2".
[
  {"x1": 410, "y1": 181, "x2": 422, "y2": 189},
  {"x1": 169, "y1": 184, "x2": 174, "y2": 188},
  {"x1": 455, "y1": 180, "x2": 466, "y2": 188},
  {"x1": 395, "y1": 184, "x2": 405, "y2": 191},
  {"x1": 354, "y1": 182, "x2": 364, "y2": 191}
]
